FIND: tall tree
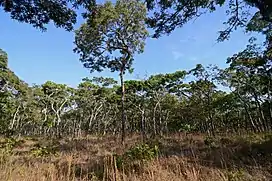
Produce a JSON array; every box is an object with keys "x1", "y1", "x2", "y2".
[
  {"x1": 0, "y1": 49, "x2": 28, "y2": 135},
  {"x1": 224, "y1": 40, "x2": 272, "y2": 132},
  {"x1": 188, "y1": 64, "x2": 220, "y2": 135},
  {"x1": 74, "y1": 0, "x2": 148, "y2": 143}
]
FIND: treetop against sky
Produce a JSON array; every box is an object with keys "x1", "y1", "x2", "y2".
[{"x1": 0, "y1": 0, "x2": 267, "y2": 87}]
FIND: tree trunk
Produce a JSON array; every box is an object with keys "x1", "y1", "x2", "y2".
[
  {"x1": 267, "y1": 79, "x2": 272, "y2": 130},
  {"x1": 120, "y1": 71, "x2": 125, "y2": 144},
  {"x1": 153, "y1": 102, "x2": 159, "y2": 137},
  {"x1": 236, "y1": 90, "x2": 258, "y2": 132},
  {"x1": 10, "y1": 105, "x2": 20, "y2": 130},
  {"x1": 252, "y1": 91, "x2": 267, "y2": 131},
  {"x1": 140, "y1": 109, "x2": 145, "y2": 141}
]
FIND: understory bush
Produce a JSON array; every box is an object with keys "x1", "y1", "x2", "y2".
[{"x1": 115, "y1": 143, "x2": 159, "y2": 169}]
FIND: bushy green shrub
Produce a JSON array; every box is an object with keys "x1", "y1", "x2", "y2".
[
  {"x1": 180, "y1": 124, "x2": 196, "y2": 133},
  {"x1": 115, "y1": 143, "x2": 159, "y2": 169},
  {"x1": 31, "y1": 144, "x2": 58, "y2": 157},
  {"x1": 125, "y1": 143, "x2": 159, "y2": 161},
  {"x1": 204, "y1": 136, "x2": 218, "y2": 149},
  {"x1": 0, "y1": 137, "x2": 24, "y2": 153},
  {"x1": 227, "y1": 169, "x2": 247, "y2": 181}
]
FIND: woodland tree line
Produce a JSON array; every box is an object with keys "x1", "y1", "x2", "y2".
[
  {"x1": 0, "y1": 45, "x2": 271, "y2": 137},
  {"x1": 0, "y1": 0, "x2": 272, "y2": 139}
]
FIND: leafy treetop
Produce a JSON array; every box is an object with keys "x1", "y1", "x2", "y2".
[{"x1": 74, "y1": 0, "x2": 148, "y2": 74}]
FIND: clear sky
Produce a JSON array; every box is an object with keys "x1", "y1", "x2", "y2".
[{"x1": 0, "y1": 6, "x2": 263, "y2": 87}]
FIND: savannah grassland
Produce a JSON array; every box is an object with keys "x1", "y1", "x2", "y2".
[{"x1": 0, "y1": 133, "x2": 271, "y2": 181}]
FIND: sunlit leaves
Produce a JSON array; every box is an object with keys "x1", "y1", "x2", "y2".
[{"x1": 74, "y1": 0, "x2": 148, "y2": 74}]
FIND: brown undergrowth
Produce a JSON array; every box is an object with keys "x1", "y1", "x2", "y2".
[{"x1": 0, "y1": 133, "x2": 271, "y2": 181}]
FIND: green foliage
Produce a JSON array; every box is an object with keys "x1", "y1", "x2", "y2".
[
  {"x1": 74, "y1": 0, "x2": 148, "y2": 142},
  {"x1": 125, "y1": 143, "x2": 159, "y2": 161},
  {"x1": 0, "y1": 49, "x2": 8, "y2": 70},
  {"x1": 147, "y1": 0, "x2": 272, "y2": 41},
  {"x1": 180, "y1": 124, "x2": 196, "y2": 132},
  {"x1": 115, "y1": 154, "x2": 125, "y2": 169},
  {"x1": 0, "y1": 0, "x2": 94, "y2": 31},
  {"x1": 0, "y1": 29, "x2": 271, "y2": 139},
  {"x1": 204, "y1": 136, "x2": 218, "y2": 149},
  {"x1": 74, "y1": 0, "x2": 148, "y2": 74},
  {"x1": 0, "y1": 137, "x2": 24, "y2": 153},
  {"x1": 31, "y1": 144, "x2": 58, "y2": 157},
  {"x1": 146, "y1": 0, "x2": 225, "y2": 38},
  {"x1": 90, "y1": 77, "x2": 117, "y2": 87},
  {"x1": 227, "y1": 169, "x2": 247, "y2": 181},
  {"x1": 115, "y1": 143, "x2": 159, "y2": 169},
  {"x1": 0, "y1": 49, "x2": 30, "y2": 135}
]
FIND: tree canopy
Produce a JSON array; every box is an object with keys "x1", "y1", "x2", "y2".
[
  {"x1": 0, "y1": 0, "x2": 95, "y2": 31},
  {"x1": 0, "y1": 50, "x2": 271, "y2": 137},
  {"x1": 74, "y1": 0, "x2": 148, "y2": 73},
  {"x1": 146, "y1": 0, "x2": 272, "y2": 40}
]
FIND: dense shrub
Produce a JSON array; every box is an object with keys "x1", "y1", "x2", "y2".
[{"x1": 115, "y1": 143, "x2": 159, "y2": 169}]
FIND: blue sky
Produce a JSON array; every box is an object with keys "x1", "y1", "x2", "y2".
[{"x1": 0, "y1": 6, "x2": 263, "y2": 87}]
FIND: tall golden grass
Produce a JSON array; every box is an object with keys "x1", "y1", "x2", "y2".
[{"x1": 0, "y1": 134, "x2": 271, "y2": 181}]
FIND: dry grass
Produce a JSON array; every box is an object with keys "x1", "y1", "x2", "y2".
[{"x1": 0, "y1": 133, "x2": 271, "y2": 181}]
